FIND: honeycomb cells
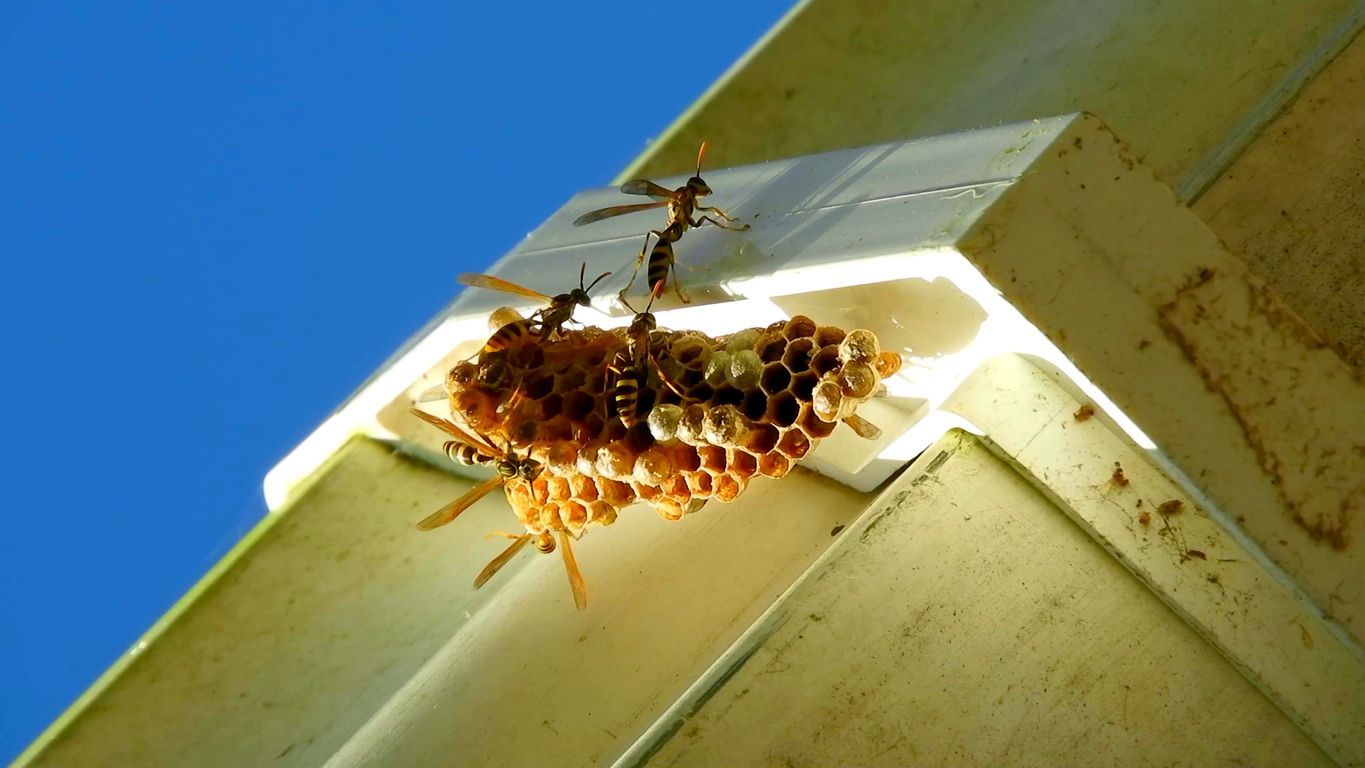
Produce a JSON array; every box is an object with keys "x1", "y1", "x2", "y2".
[{"x1": 442, "y1": 313, "x2": 901, "y2": 540}]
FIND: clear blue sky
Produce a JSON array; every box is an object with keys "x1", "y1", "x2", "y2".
[{"x1": 0, "y1": 2, "x2": 790, "y2": 759}]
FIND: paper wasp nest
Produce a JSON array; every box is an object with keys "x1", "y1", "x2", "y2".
[{"x1": 445, "y1": 315, "x2": 902, "y2": 538}]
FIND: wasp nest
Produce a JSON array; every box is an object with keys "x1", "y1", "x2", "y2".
[{"x1": 443, "y1": 315, "x2": 902, "y2": 539}]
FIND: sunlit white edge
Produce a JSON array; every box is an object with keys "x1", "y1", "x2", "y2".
[
  {"x1": 265, "y1": 247, "x2": 1158, "y2": 511},
  {"x1": 725, "y1": 247, "x2": 1157, "y2": 451},
  {"x1": 263, "y1": 315, "x2": 491, "y2": 511}
]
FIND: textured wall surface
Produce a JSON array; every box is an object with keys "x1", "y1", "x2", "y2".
[{"x1": 1195, "y1": 30, "x2": 1365, "y2": 370}]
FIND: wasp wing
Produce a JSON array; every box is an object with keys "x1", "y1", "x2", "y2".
[
  {"x1": 458, "y1": 273, "x2": 552, "y2": 301},
  {"x1": 409, "y1": 408, "x2": 499, "y2": 457},
  {"x1": 572, "y1": 201, "x2": 667, "y2": 227},
  {"x1": 559, "y1": 530, "x2": 589, "y2": 610},
  {"x1": 412, "y1": 383, "x2": 448, "y2": 404},
  {"x1": 473, "y1": 533, "x2": 533, "y2": 588},
  {"x1": 619, "y1": 179, "x2": 675, "y2": 199},
  {"x1": 416, "y1": 475, "x2": 503, "y2": 531}
]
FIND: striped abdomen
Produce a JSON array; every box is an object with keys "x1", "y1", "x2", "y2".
[
  {"x1": 485, "y1": 319, "x2": 536, "y2": 353},
  {"x1": 444, "y1": 440, "x2": 489, "y2": 467},
  {"x1": 646, "y1": 239, "x2": 676, "y2": 298},
  {"x1": 608, "y1": 350, "x2": 644, "y2": 427}
]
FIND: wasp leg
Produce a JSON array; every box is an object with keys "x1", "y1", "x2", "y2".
[
  {"x1": 697, "y1": 204, "x2": 747, "y2": 226},
  {"x1": 692, "y1": 213, "x2": 750, "y2": 232},
  {"x1": 617, "y1": 230, "x2": 660, "y2": 304},
  {"x1": 670, "y1": 259, "x2": 691, "y2": 304}
]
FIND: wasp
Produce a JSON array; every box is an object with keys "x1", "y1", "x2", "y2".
[
  {"x1": 482, "y1": 317, "x2": 538, "y2": 355},
  {"x1": 459, "y1": 262, "x2": 611, "y2": 341},
  {"x1": 410, "y1": 408, "x2": 589, "y2": 608},
  {"x1": 606, "y1": 280, "x2": 664, "y2": 427},
  {"x1": 572, "y1": 142, "x2": 748, "y2": 302}
]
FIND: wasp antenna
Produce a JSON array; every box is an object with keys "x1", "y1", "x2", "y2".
[
  {"x1": 578, "y1": 262, "x2": 587, "y2": 290},
  {"x1": 584, "y1": 270, "x2": 612, "y2": 294},
  {"x1": 696, "y1": 141, "x2": 707, "y2": 176}
]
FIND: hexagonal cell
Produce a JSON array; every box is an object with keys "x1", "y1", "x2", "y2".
[
  {"x1": 523, "y1": 371, "x2": 555, "y2": 399},
  {"x1": 508, "y1": 409, "x2": 543, "y2": 444},
  {"x1": 724, "y1": 328, "x2": 760, "y2": 353},
  {"x1": 670, "y1": 443, "x2": 702, "y2": 472},
  {"x1": 677, "y1": 405, "x2": 707, "y2": 445},
  {"x1": 810, "y1": 346, "x2": 841, "y2": 376},
  {"x1": 782, "y1": 315, "x2": 817, "y2": 340},
  {"x1": 777, "y1": 427, "x2": 812, "y2": 459},
  {"x1": 838, "y1": 361, "x2": 878, "y2": 399},
  {"x1": 812, "y1": 378, "x2": 843, "y2": 422},
  {"x1": 655, "y1": 498, "x2": 686, "y2": 521},
  {"x1": 538, "y1": 417, "x2": 571, "y2": 443},
  {"x1": 569, "y1": 474, "x2": 599, "y2": 502},
  {"x1": 766, "y1": 390, "x2": 800, "y2": 428},
  {"x1": 686, "y1": 382, "x2": 715, "y2": 403},
  {"x1": 539, "y1": 501, "x2": 562, "y2": 530},
  {"x1": 509, "y1": 482, "x2": 535, "y2": 510},
  {"x1": 756, "y1": 334, "x2": 787, "y2": 364},
  {"x1": 633, "y1": 446, "x2": 674, "y2": 486},
  {"x1": 562, "y1": 501, "x2": 589, "y2": 534},
  {"x1": 571, "y1": 413, "x2": 605, "y2": 443},
  {"x1": 636, "y1": 483, "x2": 661, "y2": 503},
  {"x1": 530, "y1": 477, "x2": 551, "y2": 506},
  {"x1": 563, "y1": 389, "x2": 595, "y2": 421},
  {"x1": 597, "y1": 442, "x2": 637, "y2": 480},
  {"x1": 727, "y1": 350, "x2": 762, "y2": 390},
  {"x1": 760, "y1": 362, "x2": 792, "y2": 395},
  {"x1": 547, "y1": 475, "x2": 572, "y2": 501},
  {"x1": 686, "y1": 470, "x2": 714, "y2": 496},
  {"x1": 540, "y1": 392, "x2": 564, "y2": 420},
  {"x1": 838, "y1": 328, "x2": 880, "y2": 364},
  {"x1": 744, "y1": 423, "x2": 781, "y2": 454},
  {"x1": 647, "y1": 404, "x2": 683, "y2": 442},
  {"x1": 598, "y1": 478, "x2": 634, "y2": 507},
  {"x1": 678, "y1": 367, "x2": 704, "y2": 391},
  {"x1": 515, "y1": 343, "x2": 545, "y2": 371},
  {"x1": 712, "y1": 385, "x2": 744, "y2": 407},
  {"x1": 477, "y1": 357, "x2": 511, "y2": 390},
  {"x1": 589, "y1": 500, "x2": 617, "y2": 526},
  {"x1": 697, "y1": 444, "x2": 728, "y2": 473},
  {"x1": 714, "y1": 474, "x2": 742, "y2": 502},
  {"x1": 742, "y1": 390, "x2": 769, "y2": 421},
  {"x1": 662, "y1": 474, "x2": 690, "y2": 499},
  {"x1": 670, "y1": 334, "x2": 711, "y2": 367},
  {"x1": 584, "y1": 369, "x2": 607, "y2": 395},
  {"x1": 814, "y1": 325, "x2": 847, "y2": 348},
  {"x1": 453, "y1": 389, "x2": 498, "y2": 432},
  {"x1": 728, "y1": 449, "x2": 758, "y2": 480},
  {"x1": 758, "y1": 450, "x2": 791, "y2": 478},
  {"x1": 799, "y1": 404, "x2": 838, "y2": 439},
  {"x1": 782, "y1": 338, "x2": 815, "y2": 372},
  {"x1": 703, "y1": 404, "x2": 746, "y2": 447},
  {"x1": 558, "y1": 366, "x2": 587, "y2": 391},
  {"x1": 446, "y1": 361, "x2": 477, "y2": 391}
]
